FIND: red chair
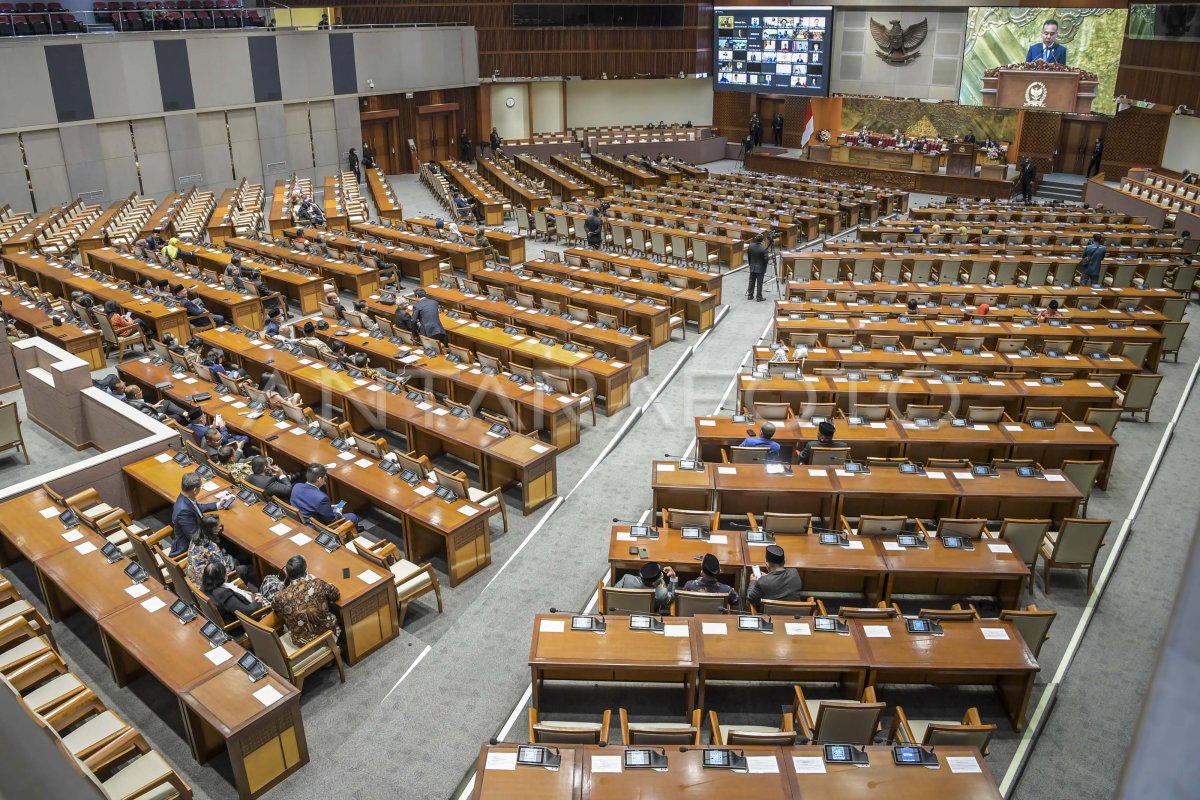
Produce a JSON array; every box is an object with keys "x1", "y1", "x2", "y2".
[
  {"x1": 30, "y1": 2, "x2": 46, "y2": 11},
  {"x1": 0, "y1": 3, "x2": 15, "y2": 10},
  {"x1": 28, "y1": 12, "x2": 49, "y2": 32},
  {"x1": 222, "y1": 8, "x2": 238, "y2": 26},
  {"x1": 60, "y1": 11, "x2": 79, "y2": 31},
  {"x1": 10, "y1": 13, "x2": 31, "y2": 33},
  {"x1": 182, "y1": 9, "x2": 198, "y2": 27},
  {"x1": 244, "y1": 8, "x2": 260, "y2": 25},
  {"x1": 14, "y1": 2, "x2": 29, "y2": 10},
  {"x1": 122, "y1": 9, "x2": 142, "y2": 28}
]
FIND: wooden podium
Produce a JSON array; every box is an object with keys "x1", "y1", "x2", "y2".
[
  {"x1": 981, "y1": 67, "x2": 1098, "y2": 114},
  {"x1": 946, "y1": 143, "x2": 977, "y2": 177}
]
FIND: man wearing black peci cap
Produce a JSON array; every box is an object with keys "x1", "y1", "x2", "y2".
[
  {"x1": 614, "y1": 561, "x2": 677, "y2": 614},
  {"x1": 684, "y1": 554, "x2": 739, "y2": 607},
  {"x1": 797, "y1": 420, "x2": 848, "y2": 465},
  {"x1": 747, "y1": 545, "x2": 804, "y2": 612}
]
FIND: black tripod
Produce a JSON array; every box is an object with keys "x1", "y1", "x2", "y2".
[
  {"x1": 764, "y1": 235, "x2": 783, "y2": 299},
  {"x1": 735, "y1": 135, "x2": 752, "y2": 173}
]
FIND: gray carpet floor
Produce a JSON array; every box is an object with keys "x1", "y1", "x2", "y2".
[{"x1": 0, "y1": 159, "x2": 1196, "y2": 800}]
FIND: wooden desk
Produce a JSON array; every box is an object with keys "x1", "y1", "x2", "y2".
[
  {"x1": 182, "y1": 244, "x2": 325, "y2": 315},
  {"x1": 476, "y1": 157, "x2": 550, "y2": 210},
  {"x1": 366, "y1": 167, "x2": 404, "y2": 222},
  {"x1": 545, "y1": 207, "x2": 745, "y2": 269},
  {"x1": 782, "y1": 745, "x2": 1001, "y2": 799},
  {"x1": 471, "y1": 743, "x2": 582, "y2": 799},
  {"x1": 583, "y1": 745, "x2": 792, "y2": 799},
  {"x1": 351, "y1": 221, "x2": 487, "y2": 276},
  {"x1": 0, "y1": 290, "x2": 105, "y2": 370},
  {"x1": 406, "y1": 216, "x2": 527, "y2": 266},
  {"x1": 529, "y1": 613, "x2": 698, "y2": 713},
  {"x1": 437, "y1": 162, "x2": 506, "y2": 226},
  {"x1": 515, "y1": 154, "x2": 590, "y2": 200},
  {"x1": 552, "y1": 153, "x2": 622, "y2": 196},
  {"x1": 282, "y1": 229, "x2": 442, "y2": 287},
  {"x1": 607, "y1": 525, "x2": 745, "y2": 591},
  {"x1": 33, "y1": 531, "x2": 144, "y2": 623},
  {"x1": 882, "y1": 535, "x2": 1029, "y2": 609},
  {"x1": 227, "y1": 235, "x2": 380, "y2": 299},
  {"x1": 590, "y1": 152, "x2": 664, "y2": 189},
  {"x1": 832, "y1": 144, "x2": 941, "y2": 173},
  {"x1": 84, "y1": 248, "x2": 264, "y2": 331},
  {"x1": 712, "y1": 463, "x2": 839, "y2": 521},
  {"x1": 0, "y1": 489, "x2": 83, "y2": 565},
  {"x1": 855, "y1": 617, "x2": 1038, "y2": 731},
  {"x1": 565, "y1": 247, "x2": 723, "y2": 304}
]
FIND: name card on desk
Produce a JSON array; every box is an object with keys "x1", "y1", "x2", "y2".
[
  {"x1": 253, "y1": 685, "x2": 284, "y2": 707},
  {"x1": 39, "y1": 506, "x2": 60, "y2": 519},
  {"x1": 62, "y1": 529, "x2": 84, "y2": 542},
  {"x1": 701, "y1": 622, "x2": 728, "y2": 635},
  {"x1": 717, "y1": 467, "x2": 737, "y2": 475},
  {"x1": 656, "y1": 463, "x2": 676, "y2": 472},
  {"x1": 539, "y1": 619, "x2": 565, "y2": 633},
  {"x1": 141, "y1": 596, "x2": 167, "y2": 613},
  {"x1": 1045, "y1": 474, "x2": 1067, "y2": 482},
  {"x1": 205, "y1": 646, "x2": 233, "y2": 666},
  {"x1": 793, "y1": 756, "x2": 826, "y2": 774},
  {"x1": 124, "y1": 582, "x2": 149, "y2": 598},
  {"x1": 75, "y1": 541, "x2": 98, "y2": 555},
  {"x1": 485, "y1": 752, "x2": 517, "y2": 771},
  {"x1": 863, "y1": 625, "x2": 892, "y2": 638},
  {"x1": 663, "y1": 624, "x2": 689, "y2": 637},
  {"x1": 747, "y1": 756, "x2": 780, "y2": 774},
  {"x1": 592, "y1": 755, "x2": 623, "y2": 773},
  {"x1": 785, "y1": 622, "x2": 812, "y2": 636},
  {"x1": 807, "y1": 469, "x2": 827, "y2": 477},
  {"x1": 357, "y1": 569, "x2": 383, "y2": 585},
  {"x1": 289, "y1": 533, "x2": 312, "y2": 546},
  {"x1": 981, "y1": 628, "x2": 1010, "y2": 640},
  {"x1": 947, "y1": 756, "x2": 983, "y2": 774}
]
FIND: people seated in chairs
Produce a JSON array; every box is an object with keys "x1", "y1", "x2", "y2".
[
  {"x1": 436, "y1": 217, "x2": 465, "y2": 244},
  {"x1": 145, "y1": 229, "x2": 166, "y2": 252},
  {"x1": 185, "y1": 515, "x2": 255, "y2": 587},
  {"x1": 739, "y1": 421, "x2": 781, "y2": 458},
  {"x1": 291, "y1": 463, "x2": 360, "y2": 529},
  {"x1": 797, "y1": 421, "x2": 847, "y2": 465},
  {"x1": 298, "y1": 321, "x2": 335, "y2": 360},
  {"x1": 214, "y1": 445, "x2": 253, "y2": 482},
  {"x1": 455, "y1": 191, "x2": 485, "y2": 224},
  {"x1": 747, "y1": 545, "x2": 804, "y2": 612},
  {"x1": 412, "y1": 288, "x2": 447, "y2": 344},
  {"x1": 104, "y1": 300, "x2": 148, "y2": 337},
  {"x1": 474, "y1": 228, "x2": 498, "y2": 263},
  {"x1": 263, "y1": 307, "x2": 292, "y2": 340},
  {"x1": 203, "y1": 347, "x2": 244, "y2": 381},
  {"x1": 1036, "y1": 299, "x2": 1063, "y2": 323},
  {"x1": 271, "y1": 555, "x2": 341, "y2": 646},
  {"x1": 614, "y1": 562, "x2": 677, "y2": 614},
  {"x1": 170, "y1": 472, "x2": 229, "y2": 557},
  {"x1": 186, "y1": 408, "x2": 252, "y2": 453},
  {"x1": 174, "y1": 284, "x2": 225, "y2": 327},
  {"x1": 294, "y1": 195, "x2": 325, "y2": 227},
  {"x1": 255, "y1": 371, "x2": 303, "y2": 409},
  {"x1": 392, "y1": 300, "x2": 417, "y2": 336},
  {"x1": 200, "y1": 561, "x2": 266, "y2": 624},
  {"x1": 246, "y1": 455, "x2": 295, "y2": 501},
  {"x1": 683, "y1": 554, "x2": 739, "y2": 607},
  {"x1": 163, "y1": 237, "x2": 182, "y2": 261},
  {"x1": 323, "y1": 289, "x2": 348, "y2": 321},
  {"x1": 349, "y1": 352, "x2": 381, "y2": 382},
  {"x1": 124, "y1": 384, "x2": 187, "y2": 425},
  {"x1": 96, "y1": 375, "x2": 127, "y2": 400}
]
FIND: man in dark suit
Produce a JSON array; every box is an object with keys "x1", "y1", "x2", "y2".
[
  {"x1": 245, "y1": 456, "x2": 294, "y2": 501},
  {"x1": 585, "y1": 208, "x2": 604, "y2": 249},
  {"x1": 291, "y1": 463, "x2": 359, "y2": 528},
  {"x1": 772, "y1": 113, "x2": 785, "y2": 147},
  {"x1": 411, "y1": 288, "x2": 447, "y2": 343},
  {"x1": 1019, "y1": 158, "x2": 1037, "y2": 203},
  {"x1": 1026, "y1": 19, "x2": 1067, "y2": 65},
  {"x1": 746, "y1": 233, "x2": 769, "y2": 302},
  {"x1": 170, "y1": 472, "x2": 227, "y2": 557},
  {"x1": 1086, "y1": 137, "x2": 1104, "y2": 178},
  {"x1": 963, "y1": 131, "x2": 977, "y2": 144}
]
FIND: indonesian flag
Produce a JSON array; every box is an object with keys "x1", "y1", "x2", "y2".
[{"x1": 800, "y1": 104, "x2": 815, "y2": 147}]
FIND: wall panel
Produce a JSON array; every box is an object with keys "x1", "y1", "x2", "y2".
[
  {"x1": 0, "y1": 46, "x2": 57, "y2": 130},
  {"x1": 530, "y1": 82, "x2": 564, "y2": 134},
  {"x1": 84, "y1": 40, "x2": 163, "y2": 120},
  {"x1": 491, "y1": 84, "x2": 531, "y2": 140},
  {"x1": 188, "y1": 37, "x2": 255, "y2": 110},
  {"x1": 97, "y1": 121, "x2": 140, "y2": 201},
  {"x1": 565, "y1": 78, "x2": 713, "y2": 129},
  {"x1": 255, "y1": 104, "x2": 291, "y2": 182},
  {"x1": 58, "y1": 124, "x2": 106, "y2": 201},
  {"x1": 23, "y1": 129, "x2": 69, "y2": 212},
  {"x1": 132, "y1": 118, "x2": 173, "y2": 198},
  {"x1": 0, "y1": 134, "x2": 32, "y2": 214},
  {"x1": 279, "y1": 34, "x2": 333, "y2": 100},
  {"x1": 227, "y1": 108, "x2": 264, "y2": 186}
]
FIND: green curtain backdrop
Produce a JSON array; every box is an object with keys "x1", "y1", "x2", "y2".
[
  {"x1": 841, "y1": 97, "x2": 1020, "y2": 144},
  {"x1": 960, "y1": 7, "x2": 1129, "y2": 115}
]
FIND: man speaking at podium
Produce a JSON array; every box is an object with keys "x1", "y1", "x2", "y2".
[{"x1": 1026, "y1": 19, "x2": 1067, "y2": 65}]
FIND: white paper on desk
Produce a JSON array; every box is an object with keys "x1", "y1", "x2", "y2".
[
  {"x1": 124, "y1": 582, "x2": 150, "y2": 598},
  {"x1": 1004, "y1": 424, "x2": 1023, "y2": 431},
  {"x1": 298, "y1": 358, "x2": 313, "y2": 365},
  {"x1": 981, "y1": 627, "x2": 1010, "y2": 641},
  {"x1": 219, "y1": 394, "x2": 235, "y2": 402},
  {"x1": 663, "y1": 624, "x2": 689, "y2": 638},
  {"x1": 698, "y1": 419, "x2": 717, "y2": 427},
  {"x1": 1023, "y1": 381, "x2": 1040, "y2": 387},
  {"x1": 793, "y1": 756, "x2": 826, "y2": 774},
  {"x1": 414, "y1": 484, "x2": 434, "y2": 497},
  {"x1": 869, "y1": 422, "x2": 887, "y2": 429},
  {"x1": 539, "y1": 619, "x2": 565, "y2": 633},
  {"x1": 416, "y1": 402, "x2": 433, "y2": 411},
  {"x1": 785, "y1": 622, "x2": 811, "y2": 636},
  {"x1": 615, "y1": 530, "x2": 634, "y2": 541},
  {"x1": 204, "y1": 646, "x2": 233, "y2": 666},
  {"x1": 863, "y1": 625, "x2": 892, "y2": 638},
  {"x1": 141, "y1": 596, "x2": 167, "y2": 613},
  {"x1": 708, "y1": 534, "x2": 729, "y2": 544},
  {"x1": 39, "y1": 506, "x2": 60, "y2": 519},
  {"x1": 702, "y1": 622, "x2": 728, "y2": 635},
  {"x1": 253, "y1": 685, "x2": 284, "y2": 707},
  {"x1": 357, "y1": 569, "x2": 383, "y2": 585},
  {"x1": 989, "y1": 380, "x2": 1003, "y2": 386},
  {"x1": 485, "y1": 752, "x2": 518, "y2": 771},
  {"x1": 459, "y1": 505, "x2": 480, "y2": 517},
  {"x1": 835, "y1": 469, "x2": 855, "y2": 478},
  {"x1": 717, "y1": 466, "x2": 737, "y2": 475},
  {"x1": 987, "y1": 543, "x2": 1012, "y2": 554},
  {"x1": 310, "y1": 363, "x2": 324, "y2": 370},
  {"x1": 530, "y1": 443, "x2": 551, "y2": 454},
  {"x1": 746, "y1": 756, "x2": 780, "y2": 774},
  {"x1": 802, "y1": 376, "x2": 820, "y2": 383},
  {"x1": 846, "y1": 539, "x2": 865, "y2": 550},
  {"x1": 288, "y1": 426, "x2": 308, "y2": 437},
  {"x1": 901, "y1": 423, "x2": 918, "y2": 430},
  {"x1": 1075, "y1": 425, "x2": 1095, "y2": 433},
  {"x1": 926, "y1": 471, "x2": 946, "y2": 479},
  {"x1": 336, "y1": 451, "x2": 356, "y2": 461},
  {"x1": 947, "y1": 755, "x2": 983, "y2": 774},
  {"x1": 1045, "y1": 474, "x2": 1067, "y2": 482},
  {"x1": 289, "y1": 532, "x2": 312, "y2": 546},
  {"x1": 953, "y1": 472, "x2": 975, "y2": 481},
  {"x1": 432, "y1": 407, "x2": 451, "y2": 415},
  {"x1": 182, "y1": 377, "x2": 198, "y2": 384},
  {"x1": 591, "y1": 755, "x2": 622, "y2": 773},
  {"x1": 270, "y1": 522, "x2": 291, "y2": 536},
  {"x1": 74, "y1": 541, "x2": 98, "y2": 555},
  {"x1": 274, "y1": 421, "x2": 291, "y2": 429},
  {"x1": 656, "y1": 463, "x2": 676, "y2": 472},
  {"x1": 61, "y1": 529, "x2": 84, "y2": 542},
  {"x1": 1087, "y1": 382, "x2": 1104, "y2": 388},
  {"x1": 139, "y1": 356, "x2": 151, "y2": 363},
  {"x1": 807, "y1": 469, "x2": 827, "y2": 477}
]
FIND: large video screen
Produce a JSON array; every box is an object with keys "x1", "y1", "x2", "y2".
[
  {"x1": 714, "y1": 6, "x2": 832, "y2": 96},
  {"x1": 959, "y1": 7, "x2": 1129, "y2": 115}
]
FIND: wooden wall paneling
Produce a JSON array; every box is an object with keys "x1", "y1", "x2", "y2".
[
  {"x1": 781, "y1": 96, "x2": 812, "y2": 149},
  {"x1": 1016, "y1": 110, "x2": 1062, "y2": 175},
  {"x1": 1100, "y1": 107, "x2": 1171, "y2": 179},
  {"x1": 712, "y1": 91, "x2": 751, "y2": 143}
]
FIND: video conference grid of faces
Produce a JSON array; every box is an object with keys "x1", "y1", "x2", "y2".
[{"x1": 716, "y1": 10, "x2": 828, "y2": 91}]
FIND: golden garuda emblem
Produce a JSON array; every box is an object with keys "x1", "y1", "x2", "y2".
[{"x1": 870, "y1": 18, "x2": 928, "y2": 65}]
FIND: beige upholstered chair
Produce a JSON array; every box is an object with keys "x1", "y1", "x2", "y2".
[
  {"x1": 236, "y1": 611, "x2": 346, "y2": 691},
  {"x1": 621, "y1": 708, "x2": 702, "y2": 745},
  {"x1": 528, "y1": 707, "x2": 611, "y2": 745},
  {"x1": 889, "y1": 706, "x2": 996, "y2": 755},
  {"x1": 1039, "y1": 518, "x2": 1111, "y2": 594}
]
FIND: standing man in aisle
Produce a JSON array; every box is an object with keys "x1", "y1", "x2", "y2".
[
  {"x1": 746, "y1": 233, "x2": 768, "y2": 302},
  {"x1": 1081, "y1": 232, "x2": 1107, "y2": 288},
  {"x1": 1019, "y1": 158, "x2": 1037, "y2": 203},
  {"x1": 1086, "y1": 137, "x2": 1104, "y2": 178},
  {"x1": 348, "y1": 147, "x2": 360, "y2": 183},
  {"x1": 772, "y1": 112, "x2": 785, "y2": 147},
  {"x1": 412, "y1": 288, "x2": 447, "y2": 344},
  {"x1": 585, "y1": 207, "x2": 604, "y2": 250}
]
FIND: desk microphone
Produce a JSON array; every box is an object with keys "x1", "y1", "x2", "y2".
[
  {"x1": 489, "y1": 737, "x2": 499, "y2": 745},
  {"x1": 549, "y1": 607, "x2": 558, "y2": 614},
  {"x1": 612, "y1": 517, "x2": 648, "y2": 525}
]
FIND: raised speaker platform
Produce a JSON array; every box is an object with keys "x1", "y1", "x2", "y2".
[{"x1": 745, "y1": 151, "x2": 1017, "y2": 200}]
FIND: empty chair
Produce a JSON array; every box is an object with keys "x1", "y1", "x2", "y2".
[
  {"x1": 966, "y1": 405, "x2": 1006, "y2": 424},
  {"x1": 932, "y1": 518, "x2": 987, "y2": 539},
  {"x1": 761, "y1": 597, "x2": 826, "y2": 617},
  {"x1": 748, "y1": 511, "x2": 813, "y2": 534},
  {"x1": 752, "y1": 402, "x2": 793, "y2": 420},
  {"x1": 998, "y1": 518, "x2": 1051, "y2": 571},
  {"x1": 889, "y1": 706, "x2": 996, "y2": 755},
  {"x1": 1039, "y1": 518, "x2": 1111, "y2": 594},
  {"x1": 235, "y1": 610, "x2": 346, "y2": 690},
  {"x1": 1083, "y1": 406, "x2": 1121, "y2": 436},
  {"x1": 905, "y1": 404, "x2": 944, "y2": 421},
  {"x1": 528, "y1": 707, "x2": 611, "y2": 745},
  {"x1": 918, "y1": 603, "x2": 980, "y2": 621},
  {"x1": 1115, "y1": 372, "x2": 1163, "y2": 422},
  {"x1": 1160, "y1": 321, "x2": 1188, "y2": 362},
  {"x1": 793, "y1": 685, "x2": 885, "y2": 745},
  {"x1": 912, "y1": 336, "x2": 941, "y2": 351},
  {"x1": 709, "y1": 707, "x2": 797, "y2": 747},
  {"x1": 673, "y1": 590, "x2": 728, "y2": 616},
  {"x1": 808, "y1": 446, "x2": 850, "y2": 466},
  {"x1": 1117, "y1": 341, "x2": 1151, "y2": 370},
  {"x1": 850, "y1": 404, "x2": 889, "y2": 421},
  {"x1": 995, "y1": 337, "x2": 1027, "y2": 353},
  {"x1": 1061, "y1": 460, "x2": 1103, "y2": 516},
  {"x1": 1022, "y1": 406, "x2": 1064, "y2": 425},
  {"x1": 620, "y1": 708, "x2": 702, "y2": 745},
  {"x1": 999, "y1": 604, "x2": 1057, "y2": 658}
]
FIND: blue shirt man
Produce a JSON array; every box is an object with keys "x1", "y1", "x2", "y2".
[
  {"x1": 291, "y1": 463, "x2": 359, "y2": 528},
  {"x1": 170, "y1": 472, "x2": 218, "y2": 557},
  {"x1": 739, "y1": 420, "x2": 782, "y2": 458},
  {"x1": 1082, "y1": 234, "x2": 1107, "y2": 286}
]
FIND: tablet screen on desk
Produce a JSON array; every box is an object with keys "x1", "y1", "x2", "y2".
[
  {"x1": 824, "y1": 745, "x2": 854, "y2": 763},
  {"x1": 624, "y1": 749, "x2": 652, "y2": 767},
  {"x1": 703, "y1": 749, "x2": 732, "y2": 767},
  {"x1": 813, "y1": 616, "x2": 838, "y2": 632},
  {"x1": 629, "y1": 615, "x2": 653, "y2": 630},
  {"x1": 629, "y1": 525, "x2": 651, "y2": 539},
  {"x1": 906, "y1": 618, "x2": 934, "y2": 633},
  {"x1": 680, "y1": 526, "x2": 703, "y2": 539},
  {"x1": 893, "y1": 746, "x2": 924, "y2": 765},
  {"x1": 517, "y1": 746, "x2": 546, "y2": 765}
]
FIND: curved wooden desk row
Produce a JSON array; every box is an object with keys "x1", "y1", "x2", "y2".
[
  {"x1": 617, "y1": 189, "x2": 817, "y2": 246},
  {"x1": 768, "y1": 317, "x2": 1164, "y2": 371},
  {"x1": 405, "y1": 217, "x2": 527, "y2": 267},
  {"x1": 629, "y1": 183, "x2": 837, "y2": 240},
  {"x1": 736, "y1": 373, "x2": 1117, "y2": 426},
  {"x1": 607, "y1": 523, "x2": 1031, "y2": 611},
  {"x1": 0, "y1": 287, "x2": 105, "y2": 370},
  {"x1": 687, "y1": 174, "x2": 908, "y2": 216},
  {"x1": 821, "y1": 239, "x2": 1188, "y2": 263},
  {"x1": 347, "y1": 221, "x2": 490, "y2": 277},
  {"x1": 772, "y1": 300, "x2": 1171, "y2": 329},
  {"x1": 370, "y1": 285, "x2": 651, "y2": 380},
  {"x1": 910, "y1": 206, "x2": 1143, "y2": 225},
  {"x1": 0, "y1": 488, "x2": 307, "y2": 799},
  {"x1": 528, "y1": 612, "x2": 1039, "y2": 730},
  {"x1": 563, "y1": 247, "x2": 723, "y2": 302},
  {"x1": 859, "y1": 224, "x2": 1170, "y2": 248},
  {"x1": 261, "y1": 229, "x2": 444, "y2": 288},
  {"x1": 222, "y1": 234, "x2": 382, "y2": 299},
  {"x1": 542, "y1": 207, "x2": 745, "y2": 269},
  {"x1": 650, "y1": 459, "x2": 1083, "y2": 526},
  {"x1": 472, "y1": 743, "x2": 1001, "y2": 800},
  {"x1": 308, "y1": 309, "x2": 629, "y2": 429},
  {"x1": 118, "y1": 349, "x2": 557, "y2": 520},
  {"x1": 582, "y1": 196, "x2": 803, "y2": 250},
  {"x1": 783, "y1": 279, "x2": 1184, "y2": 313},
  {"x1": 694, "y1": 415, "x2": 1116, "y2": 488}
]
